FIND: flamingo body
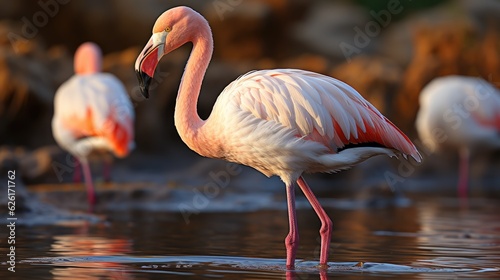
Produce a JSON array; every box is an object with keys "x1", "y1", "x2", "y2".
[
  {"x1": 204, "y1": 69, "x2": 420, "y2": 184},
  {"x1": 52, "y1": 42, "x2": 134, "y2": 207},
  {"x1": 416, "y1": 75, "x2": 500, "y2": 195},
  {"x1": 52, "y1": 74, "x2": 134, "y2": 156},
  {"x1": 134, "y1": 6, "x2": 421, "y2": 268}
]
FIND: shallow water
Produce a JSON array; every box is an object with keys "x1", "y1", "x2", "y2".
[{"x1": 2, "y1": 192, "x2": 500, "y2": 279}]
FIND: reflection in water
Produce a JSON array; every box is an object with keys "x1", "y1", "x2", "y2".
[
  {"x1": 49, "y1": 227, "x2": 133, "y2": 280},
  {"x1": 414, "y1": 198, "x2": 500, "y2": 270},
  {"x1": 51, "y1": 235, "x2": 131, "y2": 256},
  {"x1": 10, "y1": 195, "x2": 500, "y2": 279}
]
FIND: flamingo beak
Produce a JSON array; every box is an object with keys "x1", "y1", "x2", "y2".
[{"x1": 135, "y1": 31, "x2": 167, "y2": 98}]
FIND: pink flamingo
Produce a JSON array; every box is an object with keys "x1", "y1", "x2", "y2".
[
  {"x1": 416, "y1": 75, "x2": 500, "y2": 197},
  {"x1": 52, "y1": 42, "x2": 135, "y2": 208},
  {"x1": 134, "y1": 6, "x2": 421, "y2": 268}
]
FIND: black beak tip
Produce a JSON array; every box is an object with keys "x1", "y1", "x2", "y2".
[
  {"x1": 141, "y1": 87, "x2": 150, "y2": 99},
  {"x1": 135, "y1": 70, "x2": 152, "y2": 99}
]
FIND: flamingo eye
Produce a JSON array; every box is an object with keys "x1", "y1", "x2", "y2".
[{"x1": 165, "y1": 26, "x2": 172, "y2": 32}]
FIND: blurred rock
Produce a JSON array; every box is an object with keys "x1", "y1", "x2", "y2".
[
  {"x1": 0, "y1": 21, "x2": 71, "y2": 148},
  {"x1": 331, "y1": 56, "x2": 402, "y2": 117},
  {"x1": 205, "y1": 0, "x2": 308, "y2": 62},
  {"x1": 0, "y1": 0, "x2": 498, "y2": 192},
  {"x1": 19, "y1": 145, "x2": 66, "y2": 183},
  {"x1": 393, "y1": 21, "x2": 497, "y2": 132},
  {"x1": 205, "y1": 1, "x2": 271, "y2": 62},
  {"x1": 0, "y1": 169, "x2": 101, "y2": 225},
  {"x1": 292, "y1": 2, "x2": 372, "y2": 62},
  {"x1": 0, "y1": 145, "x2": 67, "y2": 184},
  {"x1": 0, "y1": 0, "x2": 208, "y2": 54},
  {"x1": 282, "y1": 53, "x2": 330, "y2": 74},
  {"x1": 0, "y1": 145, "x2": 19, "y2": 172}
]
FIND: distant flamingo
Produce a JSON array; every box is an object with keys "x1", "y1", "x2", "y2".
[
  {"x1": 134, "y1": 6, "x2": 421, "y2": 269},
  {"x1": 416, "y1": 75, "x2": 500, "y2": 197},
  {"x1": 52, "y1": 42, "x2": 135, "y2": 208}
]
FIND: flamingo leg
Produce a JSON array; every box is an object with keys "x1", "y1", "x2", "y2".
[
  {"x1": 285, "y1": 183, "x2": 299, "y2": 269},
  {"x1": 80, "y1": 158, "x2": 96, "y2": 209},
  {"x1": 297, "y1": 176, "x2": 332, "y2": 268},
  {"x1": 102, "y1": 156, "x2": 112, "y2": 183},
  {"x1": 73, "y1": 158, "x2": 82, "y2": 183},
  {"x1": 457, "y1": 148, "x2": 470, "y2": 198}
]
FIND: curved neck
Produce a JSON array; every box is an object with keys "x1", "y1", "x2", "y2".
[{"x1": 174, "y1": 25, "x2": 213, "y2": 154}]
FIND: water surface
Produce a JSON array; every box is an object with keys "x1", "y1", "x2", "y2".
[{"x1": 2, "y1": 191, "x2": 500, "y2": 279}]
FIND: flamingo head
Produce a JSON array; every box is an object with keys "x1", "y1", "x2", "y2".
[
  {"x1": 74, "y1": 42, "x2": 102, "y2": 75},
  {"x1": 135, "y1": 6, "x2": 207, "y2": 98}
]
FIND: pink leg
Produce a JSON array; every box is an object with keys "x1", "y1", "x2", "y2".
[
  {"x1": 297, "y1": 176, "x2": 332, "y2": 268},
  {"x1": 285, "y1": 183, "x2": 299, "y2": 269},
  {"x1": 457, "y1": 148, "x2": 470, "y2": 198},
  {"x1": 73, "y1": 158, "x2": 82, "y2": 183},
  {"x1": 80, "y1": 159, "x2": 96, "y2": 210},
  {"x1": 102, "y1": 157, "x2": 112, "y2": 183}
]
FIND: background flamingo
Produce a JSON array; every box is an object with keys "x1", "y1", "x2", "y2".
[
  {"x1": 134, "y1": 6, "x2": 421, "y2": 269},
  {"x1": 416, "y1": 75, "x2": 500, "y2": 197},
  {"x1": 52, "y1": 42, "x2": 135, "y2": 208}
]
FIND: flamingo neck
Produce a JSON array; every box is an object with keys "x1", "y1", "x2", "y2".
[
  {"x1": 75, "y1": 58, "x2": 101, "y2": 75},
  {"x1": 174, "y1": 25, "x2": 213, "y2": 155},
  {"x1": 74, "y1": 44, "x2": 102, "y2": 75}
]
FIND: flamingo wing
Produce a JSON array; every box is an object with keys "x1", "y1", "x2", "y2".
[
  {"x1": 52, "y1": 73, "x2": 134, "y2": 157},
  {"x1": 466, "y1": 78, "x2": 500, "y2": 131},
  {"x1": 220, "y1": 69, "x2": 420, "y2": 161}
]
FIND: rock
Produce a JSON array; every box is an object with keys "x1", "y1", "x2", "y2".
[
  {"x1": 376, "y1": 0, "x2": 500, "y2": 132},
  {"x1": 0, "y1": 170, "x2": 101, "y2": 225},
  {"x1": 393, "y1": 22, "x2": 480, "y2": 132},
  {"x1": 0, "y1": 21, "x2": 72, "y2": 148},
  {"x1": 0, "y1": 146, "x2": 19, "y2": 172},
  {"x1": 0, "y1": 0, "x2": 207, "y2": 54},
  {"x1": 204, "y1": 0, "x2": 309, "y2": 62},
  {"x1": 19, "y1": 145, "x2": 67, "y2": 184},
  {"x1": 0, "y1": 145, "x2": 68, "y2": 184},
  {"x1": 331, "y1": 56, "x2": 403, "y2": 117}
]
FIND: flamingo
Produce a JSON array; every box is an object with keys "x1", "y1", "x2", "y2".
[
  {"x1": 416, "y1": 75, "x2": 500, "y2": 197},
  {"x1": 52, "y1": 42, "x2": 135, "y2": 208},
  {"x1": 134, "y1": 6, "x2": 421, "y2": 268}
]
